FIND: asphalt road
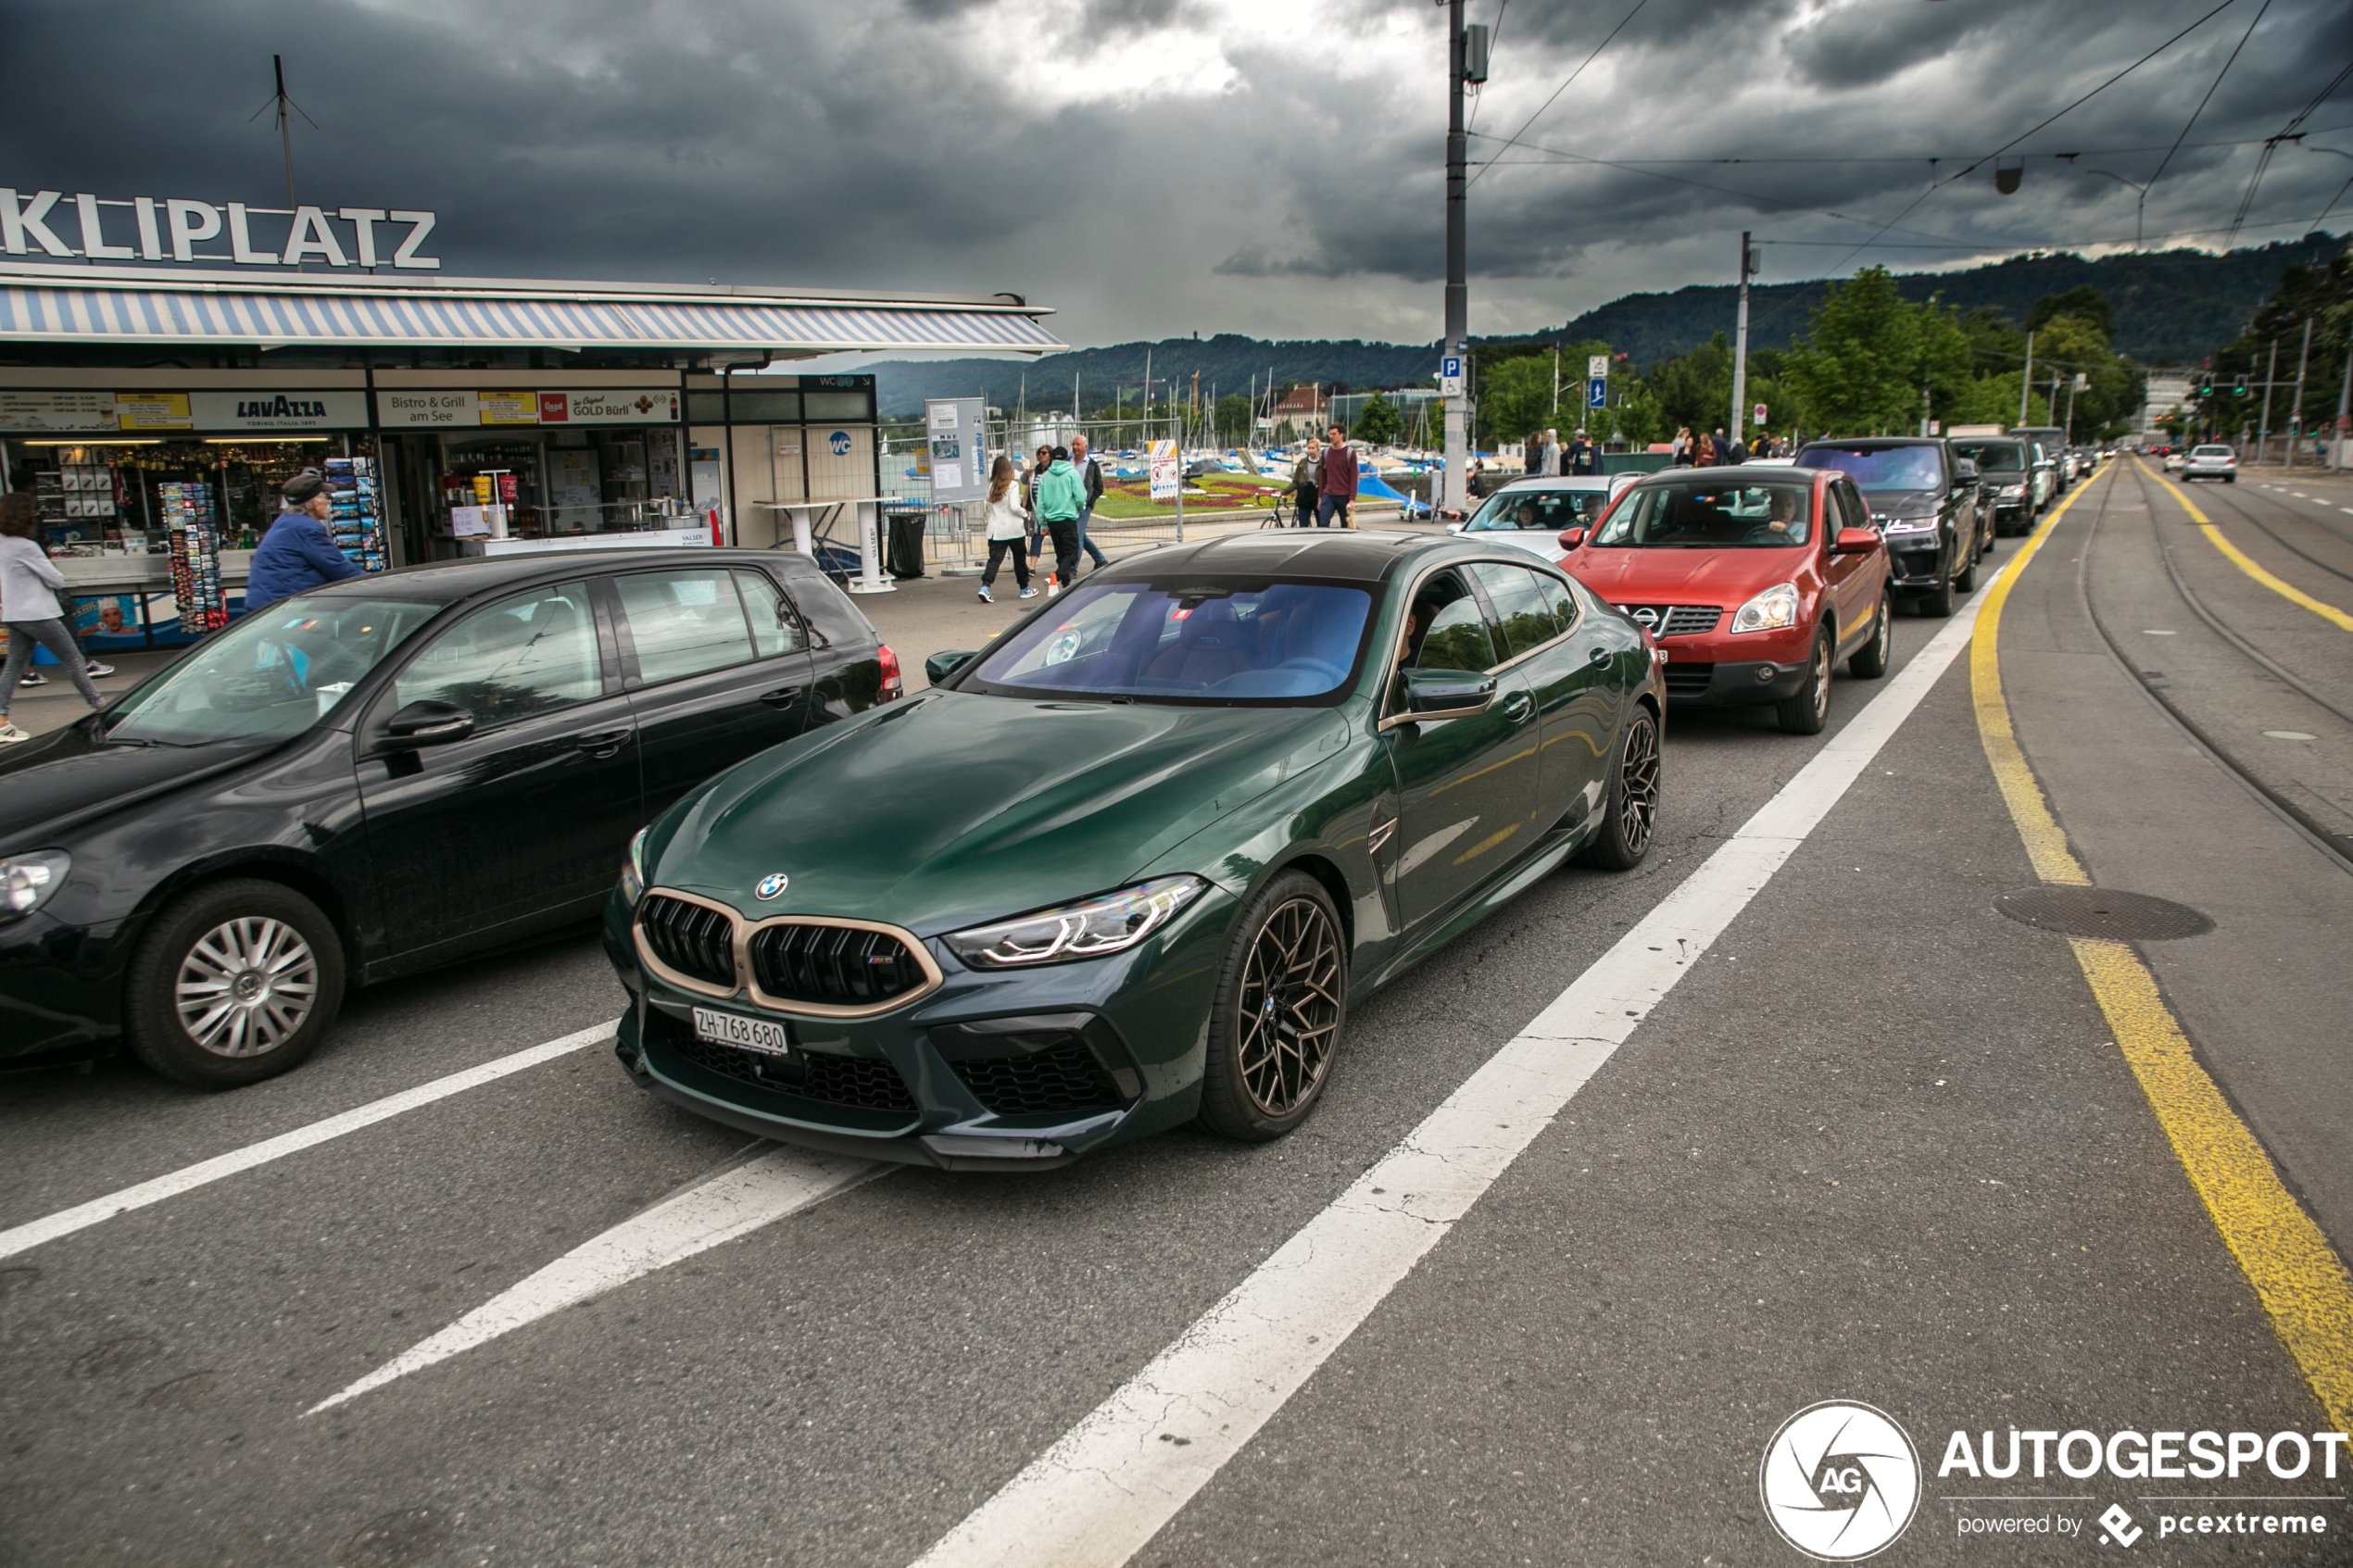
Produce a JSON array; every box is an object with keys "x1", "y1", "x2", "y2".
[{"x1": 5, "y1": 461, "x2": 2347, "y2": 1566}]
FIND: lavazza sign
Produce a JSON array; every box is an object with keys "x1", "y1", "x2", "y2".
[{"x1": 0, "y1": 187, "x2": 439, "y2": 270}]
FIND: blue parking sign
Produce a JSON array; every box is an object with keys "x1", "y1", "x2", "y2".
[{"x1": 1587, "y1": 378, "x2": 1607, "y2": 409}]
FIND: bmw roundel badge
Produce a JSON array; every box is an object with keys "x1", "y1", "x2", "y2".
[{"x1": 755, "y1": 872, "x2": 790, "y2": 901}]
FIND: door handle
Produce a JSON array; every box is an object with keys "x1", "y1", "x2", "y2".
[
  {"x1": 1501, "y1": 690, "x2": 1536, "y2": 724},
  {"x1": 758, "y1": 687, "x2": 803, "y2": 709},
  {"x1": 576, "y1": 726, "x2": 635, "y2": 759}
]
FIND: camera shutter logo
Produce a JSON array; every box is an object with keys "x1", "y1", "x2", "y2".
[
  {"x1": 755, "y1": 872, "x2": 789, "y2": 901},
  {"x1": 1758, "y1": 1400, "x2": 1921, "y2": 1561}
]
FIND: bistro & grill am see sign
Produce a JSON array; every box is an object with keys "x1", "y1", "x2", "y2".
[{"x1": 1, "y1": 188, "x2": 439, "y2": 270}]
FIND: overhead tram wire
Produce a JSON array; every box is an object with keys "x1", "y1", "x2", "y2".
[
  {"x1": 2224, "y1": 57, "x2": 2353, "y2": 247},
  {"x1": 1813, "y1": 0, "x2": 2241, "y2": 278},
  {"x1": 1469, "y1": 125, "x2": 2353, "y2": 169},
  {"x1": 1466, "y1": 0, "x2": 1647, "y2": 191},
  {"x1": 2135, "y1": 0, "x2": 2273, "y2": 249}
]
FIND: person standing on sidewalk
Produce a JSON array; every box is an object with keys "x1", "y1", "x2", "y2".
[
  {"x1": 244, "y1": 469, "x2": 364, "y2": 612},
  {"x1": 1567, "y1": 428, "x2": 1597, "y2": 475},
  {"x1": 0, "y1": 492, "x2": 106, "y2": 742},
  {"x1": 1069, "y1": 434, "x2": 1109, "y2": 569},
  {"x1": 1671, "y1": 426, "x2": 1692, "y2": 466},
  {"x1": 1315, "y1": 425, "x2": 1358, "y2": 527},
  {"x1": 1290, "y1": 437, "x2": 1322, "y2": 527},
  {"x1": 1024, "y1": 444, "x2": 1053, "y2": 565},
  {"x1": 975, "y1": 455, "x2": 1037, "y2": 604},
  {"x1": 1033, "y1": 445, "x2": 1087, "y2": 588}
]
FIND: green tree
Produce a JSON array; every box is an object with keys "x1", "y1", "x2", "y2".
[
  {"x1": 1352, "y1": 392, "x2": 1403, "y2": 445},
  {"x1": 1476, "y1": 353, "x2": 1557, "y2": 446},
  {"x1": 1212, "y1": 394, "x2": 1253, "y2": 446},
  {"x1": 1786, "y1": 269, "x2": 1926, "y2": 434},
  {"x1": 2028, "y1": 285, "x2": 2117, "y2": 342}
]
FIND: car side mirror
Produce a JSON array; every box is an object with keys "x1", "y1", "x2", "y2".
[
  {"x1": 1445, "y1": 521, "x2": 1465, "y2": 533},
  {"x1": 925, "y1": 650, "x2": 976, "y2": 686},
  {"x1": 1833, "y1": 527, "x2": 1882, "y2": 555},
  {"x1": 1954, "y1": 458, "x2": 1979, "y2": 482},
  {"x1": 1400, "y1": 667, "x2": 1496, "y2": 719},
  {"x1": 381, "y1": 699, "x2": 475, "y2": 749},
  {"x1": 1557, "y1": 525, "x2": 1587, "y2": 550}
]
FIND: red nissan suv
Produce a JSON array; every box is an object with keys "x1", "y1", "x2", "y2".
[{"x1": 1555, "y1": 466, "x2": 1892, "y2": 734}]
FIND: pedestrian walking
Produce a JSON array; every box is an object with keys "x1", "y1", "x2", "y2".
[
  {"x1": 1671, "y1": 426, "x2": 1692, "y2": 466},
  {"x1": 975, "y1": 455, "x2": 1036, "y2": 604},
  {"x1": 1315, "y1": 425, "x2": 1358, "y2": 527},
  {"x1": 1024, "y1": 444, "x2": 1053, "y2": 563},
  {"x1": 1567, "y1": 427, "x2": 1597, "y2": 475},
  {"x1": 244, "y1": 469, "x2": 365, "y2": 612},
  {"x1": 1715, "y1": 426, "x2": 1745, "y2": 466},
  {"x1": 1033, "y1": 445, "x2": 1088, "y2": 587},
  {"x1": 1693, "y1": 431, "x2": 1717, "y2": 468},
  {"x1": 1069, "y1": 433, "x2": 1109, "y2": 569},
  {"x1": 1290, "y1": 437, "x2": 1322, "y2": 527},
  {"x1": 1540, "y1": 428, "x2": 1562, "y2": 476},
  {"x1": 0, "y1": 492, "x2": 106, "y2": 742}
]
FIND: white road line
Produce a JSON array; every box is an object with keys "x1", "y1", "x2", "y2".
[
  {"x1": 0, "y1": 1021, "x2": 618, "y2": 1262},
  {"x1": 910, "y1": 566, "x2": 2008, "y2": 1568},
  {"x1": 308, "y1": 1144, "x2": 881, "y2": 1413}
]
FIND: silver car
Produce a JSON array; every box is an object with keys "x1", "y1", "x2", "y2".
[
  {"x1": 1448, "y1": 474, "x2": 1640, "y2": 560},
  {"x1": 2183, "y1": 444, "x2": 2238, "y2": 483}
]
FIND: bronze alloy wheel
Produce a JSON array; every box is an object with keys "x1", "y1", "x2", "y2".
[
  {"x1": 1235, "y1": 895, "x2": 1344, "y2": 1118},
  {"x1": 174, "y1": 915, "x2": 320, "y2": 1057},
  {"x1": 1809, "y1": 633, "x2": 1832, "y2": 723}
]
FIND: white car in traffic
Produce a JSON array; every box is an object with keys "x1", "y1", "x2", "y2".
[
  {"x1": 2182, "y1": 444, "x2": 2238, "y2": 483},
  {"x1": 1448, "y1": 474, "x2": 1639, "y2": 560}
]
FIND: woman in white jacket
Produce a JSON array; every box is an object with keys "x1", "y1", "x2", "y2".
[
  {"x1": 0, "y1": 492, "x2": 107, "y2": 741},
  {"x1": 975, "y1": 455, "x2": 1037, "y2": 604}
]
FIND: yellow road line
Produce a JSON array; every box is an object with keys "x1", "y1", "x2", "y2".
[
  {"x1": 2143, "y1": 460, "x2": 2353, "y2": 633},
  {"x1": 1973, "y1": 464, "x2": 2353, "y2": 1431}
]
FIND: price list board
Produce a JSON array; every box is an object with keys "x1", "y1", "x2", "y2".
[
  {"x1": 324, "y1": 456, "x2": 387, "y2": 571},
  {"x1": 157, "y1": 481, "x2": 228, "y2": 633}
]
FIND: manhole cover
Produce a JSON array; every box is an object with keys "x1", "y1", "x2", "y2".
[{"x1": 1994, "y1": 886, "x2": 2214, "y2": 941}]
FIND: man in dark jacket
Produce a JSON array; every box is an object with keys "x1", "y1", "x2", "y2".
[
  {"x1": 1315, "y1": 425, "x2": 1358, "y2": 527},
  {"x1": 1566, "y1": 428, "x2": 1597, "y2": 475},
  {"x1": 1069, "y1": 433, "x2": 1109, "y2": 568},
  {"x1": 244, "y1": 470, "x2": 364, "y2": 611},
  {"x1": 1715, "y1": 426, "x2": 1747, "y2": 466}
]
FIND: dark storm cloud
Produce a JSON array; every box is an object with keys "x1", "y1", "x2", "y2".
[{"x1": 0, "y1": 0, "x2": 2346, "y2": 343}]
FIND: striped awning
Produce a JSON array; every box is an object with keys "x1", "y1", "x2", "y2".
[{"x1": 0, "y1": 269, "x2": 1063, "y2": 357}]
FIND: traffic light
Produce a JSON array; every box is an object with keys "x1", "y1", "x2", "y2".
[
  {"x1": 2234, "y1": 375, "x2": 2249, "y2": 398},
  {"x1": 2198, "y1": 377, "x2": 2214, "y2": 397}
]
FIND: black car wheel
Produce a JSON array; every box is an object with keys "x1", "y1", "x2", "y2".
[
  {"x1": 1197, "y1": 870, "x2": 1345, "y2": 1141},
  {"x1": 1849, "y1": 586, "x2": 1893, "y2": 679},
  {"x1": 1576, "y1": 705, "x2": 1659, "y2": 871},
  {"x1": 1776, "y1": 624, "x2": 1834, "y2": 735},
  {"x1": 1954, "y1": 528, "x2": 1979, "y2": 592},
  {"x1": 126, "y1": 879, "x2": 346, "y2": 1088},
  {"x1": 1915, "y1": 553, "x2": 1956, "y2": 617}
]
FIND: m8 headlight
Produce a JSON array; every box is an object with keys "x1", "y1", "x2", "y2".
[
  {"x1": 944, "y1": 875, "x2": 1207, "y2": 969},
  {"x1": 0, "y1": 850, "x2": 70, "y2": 921},
  {"x1": 1730, "y1": 583, "x2": 1799, "y2": 634},
  {"x1": 2000, "y1": 483, "x2": 2027, "y2": 497},
  {"x1": 621, "y1": 827, "x2": 648, "y2": 906},
  {"x1": 1881, "y1": 515, "x2": 1938, "y2": 535}
]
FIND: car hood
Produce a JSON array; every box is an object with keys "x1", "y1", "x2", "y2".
[
  {"x1": 648, "y1": 690, "x2": 1353, "y2": 935},
  {"x1": 1865, "y1": 488, "x2": 1943, "y2": 518},
  {"x1": 1567, "y1": 546, "x2": 1809, "y2": 603},
  {"x1": 0, "y1": 722, "x2": 276, "y2": 849}
]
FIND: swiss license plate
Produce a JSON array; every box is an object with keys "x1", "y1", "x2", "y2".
[{"x1": 693, "y1": 1007, "x2": 789, "y2": 1056}]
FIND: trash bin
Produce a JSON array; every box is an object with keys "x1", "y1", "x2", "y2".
[{"x1": 886, "y1": 508, "x2": 928, "y2": 580}]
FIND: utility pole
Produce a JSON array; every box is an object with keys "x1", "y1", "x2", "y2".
[
  {"x1": 2258, "y1": 339, "x2": 2279, "y2": 461},
  {"x1": 2018, "y1": 331, "x2": 2034, "y2": 428},
  {"x1": 2285, "y1": 315, "x2": 2314, "y2": 470},
  {"x1": 1730, "y1": 232, "x2": 1755, "y2": 445},
  {"x1": 1551, "y1": 345, "x2": 1560, "y2": 417},
  {"x1": 271, "y1": 56, "x2": 297, "y2": 210},
  {"x1": 1441, "y1": 0, "x2": 1472, "y2": 515},
  {"x1": 2333, "y1": 327, "x2": 2352, "y2": 470}
]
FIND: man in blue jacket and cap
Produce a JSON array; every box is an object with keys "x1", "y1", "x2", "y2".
[{"x1": 245, "y1": 469, "x2": 364, "y2": 611}]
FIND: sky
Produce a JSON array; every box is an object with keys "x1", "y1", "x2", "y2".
[{"x1": 2, "y1": 0, "x2": 2349, "y2": 353}]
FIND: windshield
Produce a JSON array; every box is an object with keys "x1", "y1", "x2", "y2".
[
  {"x1": 1798, "y1": 445, "x2": 1944, "y2": 490},
  {"x1": 1591, "y1": 480, "x2": 1815, "y2": 548},
  {"x1": 1949, "y1": 441, "x2": 2025, "y2": 472},
  {"x1": 107, "y1": 595, "x2": 447, "y2": 746},
  {"x1": 2192, "y1": 445, "x2": 2233, "y2": 458},
  {"x1": 1465, "y1": 487, "x2": 1609, "y2": 533},
  {"x1": 963, "y1": 579, "x2": 1374, "y2": 704}
]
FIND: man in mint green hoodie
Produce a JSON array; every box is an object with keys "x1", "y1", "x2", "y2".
[{"x1": 1033, "y1": 445, "x2": 1088, "y2": 589}]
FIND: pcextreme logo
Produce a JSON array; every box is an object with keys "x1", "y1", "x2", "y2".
[{"x1": 1760, "y1": 1401, "x2": 1923, "y2": 1561}]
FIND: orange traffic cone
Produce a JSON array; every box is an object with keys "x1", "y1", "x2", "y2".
[{"x1": 1046, "y1": 573, "x2": 1060, "y2": 597}]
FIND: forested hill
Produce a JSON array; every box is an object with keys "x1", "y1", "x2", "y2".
[
  {"x1": 870, "y1": 234, "x2": 2343, "y2": 415},
  {"x1": 1557, "y1": 234, "x2": 2344, "y2": 370}
]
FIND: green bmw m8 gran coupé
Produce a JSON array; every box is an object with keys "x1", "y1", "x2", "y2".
[{"x1": 603, "y1": 530, "x2": 1665, "y2": 1169}]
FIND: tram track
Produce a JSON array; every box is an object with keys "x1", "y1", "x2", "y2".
[
  {"x1": 2196, "y1": 472, "x2": 2353, "y2": 582},
  {"x1": 2079, "y1": 461, "x2": 2353, "y2": 871}
]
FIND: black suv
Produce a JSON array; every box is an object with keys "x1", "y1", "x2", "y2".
[
  {"x1": 1947, "y1": 435, "x2": 2037, "y2": 535},
  {"x1": 0, "y1": 547, "x2": 900, "y2": 1085},
  {"x1": 1793, "y1": 438, "x2": 1984, "y2": 616}
]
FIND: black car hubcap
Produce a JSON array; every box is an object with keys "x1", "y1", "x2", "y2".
[
  {"x1": 1236, "y1": 897, "x2": 1342, "y2": 1116},
  {"x1": 1617, "y1": 716, "x2": 1659, "y2": 854}
]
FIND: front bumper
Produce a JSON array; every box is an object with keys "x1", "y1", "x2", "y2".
[
  {"x1": 1882, "y1": 532, "x2": 1945, "y2": 589},
  {"x1": 0, "y1": 909, "x2": 123, "y2": 1066},
  {"x1": 603, "y1": 884, "x2": 1238, "y2": 1170},
  {"x1": 1658, "y1": 655, "x2": 1810, "y2": 708}
]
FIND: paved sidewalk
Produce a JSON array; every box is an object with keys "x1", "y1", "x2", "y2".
[{"x1": 5, "y1": 647, "x2": 177, "y2": 740}]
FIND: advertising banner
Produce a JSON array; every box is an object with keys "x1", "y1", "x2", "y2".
[
  {"x1": 1149, "y1": 439, "x2": 1180, "y2": 501},
  {"x1": 925, "y1": 397, "x2": 988, "y2": 502}
]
